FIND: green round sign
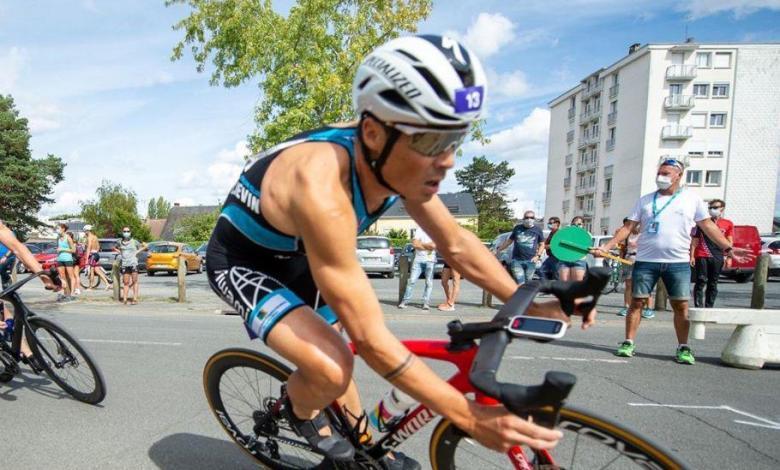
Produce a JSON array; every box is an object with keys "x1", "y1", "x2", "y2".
[{"x1": 549, "y1": 226, "x2": 593, "y2": 262}]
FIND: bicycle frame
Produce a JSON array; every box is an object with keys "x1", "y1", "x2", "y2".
[
  {"x1": 345, "y1": 340, "x2": 552, "y2": 469},
  {"x1": 1, "y1": 291, "x2": 38, "y2": 360}
]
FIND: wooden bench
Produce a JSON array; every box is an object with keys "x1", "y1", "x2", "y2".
[{"x1": 689, "y1": 308, "x2": 780, "y2": 369}]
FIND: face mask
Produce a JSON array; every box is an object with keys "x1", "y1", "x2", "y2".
[
  {"x1": 547, "y1": 223, "x2": 554, "y2": 229},
  {"x1": 709, "y1": 208, "x2": 722, "y2": 218},
  {"x1": 523, "y1": 219, "x2": 535, "y2": 228},
  {"x1": 122, "y1": 232, "x2": 131, "y2": 239},
  {"x1": 656, "y1": 174, "x2": 673, "y2": 190},
  {"x1": 574, "y1": 223, "x2": 583, "y2": 228}
]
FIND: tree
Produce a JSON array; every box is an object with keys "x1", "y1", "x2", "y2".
[
  {"x1": 455, "y1": 156, "x2": 516, "y2": 239},
  {"x1": 168, "y1": 0, "x2": 432, "y2": 150},
  {"x1": 147, "y1": 199, "x2": 157, "y2": 219},
  {"x1": 0, "y1": 95, "x2": 65, "y2": 234},
  {"x1": 386, "y1": 227, "x2": 409, "y2": 248},
  {"x1": 172, "y1": 210, "x2": 220, "y2": 244},
  {"x1": 147, "y1": 196, "x2": 172, "y2": 219},
  {"x1": 81, "y1": 181, "x2": 152, "y2": 241}
]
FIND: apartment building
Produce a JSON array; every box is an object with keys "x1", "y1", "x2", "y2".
[{"x1": 546, "y1": 42, "x2": 780, "y2": 234}]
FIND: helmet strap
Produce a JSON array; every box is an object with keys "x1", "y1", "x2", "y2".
[{"x1": 358, "y1": 115, "x2": 401, "y2": 195}]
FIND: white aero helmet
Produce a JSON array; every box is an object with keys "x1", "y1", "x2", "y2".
[{"x1": 353, "y1": 34, "x2": 488, "y2": 128}]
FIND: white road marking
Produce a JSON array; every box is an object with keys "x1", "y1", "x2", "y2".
[
  {"x1": 80, "y1": 339, "x2": 182, "y2": 347},
  {"x1": 508, "y1": 355, "x2": 628, "y2": 364},
  {"x1": 627, "y1": 403, "x2": 780, "y2": 430}
]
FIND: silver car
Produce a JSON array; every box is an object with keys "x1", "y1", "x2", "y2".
[{"x1": 357, "y1": 236, "x2": 395, "y2": 278}]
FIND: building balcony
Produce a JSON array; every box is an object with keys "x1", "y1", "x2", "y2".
[
  {"x1": 578, "y1": 155, "x2": 598, "y2": 171},
  {"x1": 576, "y1": 208, "x2": 595, "y2": 217},
  {"x1": 609, "y1": 84, "x2": 619, "y2": 99},
  {"x1": 565, "y1": 154, "x2": 573, "y2": 166},
  {"x1": 581, "y1": 82, "x2": 602, "y2": 99},
  {"x1": 661, "y1": 125, "x2": 693, "y2": 140},
  {"x1": 665, "y1": 65, "x2": 697, "y2": 81},
  {"x1": 563, "y1": 177, "x2": 571, "y2": 189},
  {"x1": 607, "y1": 111, "x2": 617, "y2": 126},
  {"x1": 606, "y1": 138, "x2": 615, "y2": 151},
  {"x1": 567, "y1": 130, "x2": 574, "y2": 143},
  {"x1": 578, "y1": 133, "x2": 600, "y2": 148},
  {"x1": 602, "y1": 191, "x2": 612, "y2": 203},
  {"x1": 575, "y1": 185, "x2": 596, "y2": 196},
  {"x1": 568, "y1": 107, "x2": 575, "y2": 120},
  {"x1": 580, "y1": 108, "x2": 600, "y2": 123},
  {"x1": 664, "y1": 95, "x2": 695, "y2": 110}
]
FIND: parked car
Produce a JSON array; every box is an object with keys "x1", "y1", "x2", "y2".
[
  {"x1": 587, "y1": 235, "x2": 613, "y2": 268},
  {"x1": 98, "y1": 238, "x2": 121, "y2": 271},
  {"x1": 146, "y1": 242, "x2": 203, "y2": 276},
  {"x1": 357, "y1": 236, "x2": 395, "y2": 278},
  {"x1": 721, "y1": 225, "x2": 762, "y2": 283},
  {"x1": 35, "y1": 245, "x2": 58, "y2": 271},
  {"x1": 196, "y1": 242, "x2": 208, "y2": 267},
  {"x1": 17, "y1": 243, "x2": 47, "y2": 273},
  {"x1": 760, "y1": 236, "x2": 780, "y2": 278},
  {"x1": 490, "y1": 232, "x2": 513, "y2": 270}
]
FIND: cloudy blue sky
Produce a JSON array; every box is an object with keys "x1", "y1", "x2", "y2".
[{"x1": 1, "y1": 0, "x2": 779, "y2": 219}]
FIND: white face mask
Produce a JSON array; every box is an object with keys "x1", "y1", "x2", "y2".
[
  {"x1": 709, "y1": 208, "x2": 722, "y2": 218},
  {"x1": 656, "y1": 174, "x2": 673, "y2": 190},
  {"x1": 523, "y1": 219, "x2": 535, "y2": 228}
]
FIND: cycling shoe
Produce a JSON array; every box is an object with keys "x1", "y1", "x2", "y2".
[
  {"x1": 282, "y1": 396, "x2": 355, "y2": 461},
  {"x1": 380, "y1": 451, "x2": 421, "y2": 470}
]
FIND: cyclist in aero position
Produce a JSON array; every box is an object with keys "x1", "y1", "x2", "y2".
[{"x1": 207, "y1": 35, "x2": 596, "y2": 466}]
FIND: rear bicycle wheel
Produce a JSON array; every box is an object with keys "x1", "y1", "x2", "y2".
[
  {"x1": 203, "y1": 348, "x2": 329, "y2": 469},
  {"x1": 79, "y1": 267, "x2": 101, "y2": 289},
  {"x1": 26, "y1": 316, "x2": 106, "y2": 404},
  {"x1": 429, "y1": 405, "x2": 689, "y2": 469}
]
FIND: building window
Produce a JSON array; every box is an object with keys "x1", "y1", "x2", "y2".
[
  {"x1": 696, "y1": 52, "x2": 711, "y2": 68},
  {"x1": 709, "y1": 113, "x2": 726, "y2": 128},
  {"x1": 691, "y1": 113, "x2": 707, "y2": 128},
  {"x1": 714, "y1": 52, "x2": 732, "y2": 68},
  {"x1": 708, "y1": 150, "x2": 724, "y2": 158},
  {"x1": 706, "y1": 170, "x2": 722, "y2": 186},
  {"x1": 669, "y1": 83, "x2": 682, "y2": 95},
  {"x1": 712, "y1": 83, "x2": 730, "y2": 98},
  {"x1": 688, "y1": 151, "x2": 704, "y2": 158},
  {"x1": 686, "y1": 170, "x2": 702, "y2": 186},
  {"x1": 693, "y1": 84, "x2": 709, "y2": 97}
]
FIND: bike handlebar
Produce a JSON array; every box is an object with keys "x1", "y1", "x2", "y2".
[{"x1": 467, "y1": 267, "x2": 611, "y2": 419}]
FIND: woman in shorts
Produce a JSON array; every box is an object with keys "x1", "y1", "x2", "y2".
[
  {"x1": 558, "y1": 216, "x2": 588, "y2": 282},
  {"x1": 55, "y1": 223, "x2": 77, "y2": 300}
]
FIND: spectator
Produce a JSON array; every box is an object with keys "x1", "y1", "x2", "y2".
[
  {"x1": 616, "y1": 219, "x2": 654, "y2": 318},
  {"x1": 558, "y1": 216, "x2": 587, "y2": 282},
  {"x1": 690, "y1": 199, "x2": 733, "y2": 308},
  {"x1": 398, "y1": 226, "x2": 436, "y2": 310},
  {"x1": 114, "y1": 226, "x2": 147, "y2": 305},
  {"x1": 597, "y1": 159, "x2": 752, "y2": 364},
  {"x1": 540, "y1": 216, "x2": 560, "y2": 280},
  {"x1": 55, "y1": 223, "x2": 78, "y2": 301},
  {"x1": 495, "y1": 210, "x2": 545, "y2": 285},
  {"x1": 437, "y1": 261, "x2": 460, "y2": 311},
  {"x1": 83, "y1": 224, "x2": 113, "y2": 290}
]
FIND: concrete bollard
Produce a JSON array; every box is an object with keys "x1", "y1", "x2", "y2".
[
  {"x1": 397, "y1": 255, "x2": 409, "y2": 305},
  {"x1": 177, "y1": 257, "x2": 187, "y2": 303},
  {"x1": 111, "y1": 260, "x2": 121, "y2": 301},
  {"x1": 11, "y1": 258, "x2": 18, "y2": 284},
  {"x1": 751, "y1": 254, "x2": 770, "y2": 310},
  {"x1": 654, "y1": 278, "x2": 668, "y2": 312}
]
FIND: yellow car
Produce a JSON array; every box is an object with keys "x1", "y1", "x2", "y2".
[{"x1": 146, "y1": 242, "x2": 203, "y2": 276}]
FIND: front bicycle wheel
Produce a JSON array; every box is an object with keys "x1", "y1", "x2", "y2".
[
  {"x1": 429, "y1": 404, "x2": 689, "y2": 469},
  {"x1": 203, "y1": 348, "x2": 328, "y2": 469},
  {"x1": 79, "y1": 267, "x2": 101, "y2": 289},
  {"x1": 26, "y1": 316, "x2": 106, "y2": 404}
]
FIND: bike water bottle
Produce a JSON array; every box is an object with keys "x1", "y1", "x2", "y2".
[{"x1": 367, "y1": 388, "x2": 417, "y2": 432}]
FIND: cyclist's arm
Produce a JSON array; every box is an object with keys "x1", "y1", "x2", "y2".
[
  {"x1": 0, "y1": 223, "x2": 45, "y2": 275},
  {"x1": 291, "y1": 171, "x2": 557, "y2": 449}
]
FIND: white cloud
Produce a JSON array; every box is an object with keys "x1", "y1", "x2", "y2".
[
  {"x1": 0, "y1": 47, "x2": 26, "y2": 92},
  {"x1": 679, "y1": 0, "x2": 780, "y2": 19},
  {"x1": 181, "y1": 140, "x2": 250, "y2": 197},
  {"x1": 25, "y1": 101, "x2": 63, "y2": 133},
  {"x1": 465, "y1": 107, "x2": 550, "y2": 157},
  {"x1": 460, "y1": 13, "x2": 516, "y2": 58},
  {"x1": 39, "y1": 187, "x2": 91, "y2": 218},
  {"x1": 488, "y1": 69, "x2": 530, "y2": 99}
]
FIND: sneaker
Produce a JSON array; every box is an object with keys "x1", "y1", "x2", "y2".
[
  {"x1": 421, "y1": 304, "x2": 430, "y2": 310},
  {"x1": 397, "y1": 303, "x2": 406, "y2": 309},
  {"x1": 617, "y1": 307, "x2": 628, "y2": 317},
  {"x1": 56, "y1": 294, "x2": 66, "y2": 302},
  {"x1": 437, "y1": 303, "x2": 455, "y2": 312},
  {"x1": 641, "y1": 308, "x2": 655, "y2": 319},
  {"x1": 615, "y1": 341, "x2": 635, "y2": 357},
  {"x1": 73, "y1": 288, "x2": 81, "y2": 296},
  {"x1": 675, "y1": 346, "x2": 695, "y2": 365},
  {"x1": 380, "y1": 451, "x2": 422, "y2": 470}
]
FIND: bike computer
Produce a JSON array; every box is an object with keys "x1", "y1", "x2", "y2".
[{"x1": 506, "y1": 315, "x2": 566, "y2": 340}]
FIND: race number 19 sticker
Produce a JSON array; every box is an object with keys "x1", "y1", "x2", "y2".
[{"x1": 454, "y1": 86, "x2": 484, "y2": 113}]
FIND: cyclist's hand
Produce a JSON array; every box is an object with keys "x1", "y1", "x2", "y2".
[
  {"x1": 466, "y1": 402, "x2": 562, "y2": 452},
  {"x1": 530, "y1": 299, "x2": 597, "y2": 330}
]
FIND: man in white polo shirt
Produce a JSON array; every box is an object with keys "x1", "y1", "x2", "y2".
[
  {"x1": 596, "y1": 158, "x2": 752, "y2": 364},
  {"x1": 398, "y1": 226, "x2": 437, "y2": 310}
]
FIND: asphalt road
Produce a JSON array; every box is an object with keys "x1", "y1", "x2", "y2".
[{"x1": 2, "y1": 274, "x2": 779, "y2": 469}]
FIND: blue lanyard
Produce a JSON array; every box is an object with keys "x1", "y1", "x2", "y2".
[{"x1": 652, "y1": 189, "x2": 681, "y2": 219}]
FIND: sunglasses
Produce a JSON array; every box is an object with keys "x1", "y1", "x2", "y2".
[
  {"x1": 523, "y1": 216, "x2": 535, "y2": 220},
  {"x1": 709, "y1": 206, "x2": 722, "y2": 210},
  {"x1": 392, "y1": 123, "x2": 469, "y2": 157},
  {"x1": 661, "y1": 158, "x2": 684, "y2": 170}
]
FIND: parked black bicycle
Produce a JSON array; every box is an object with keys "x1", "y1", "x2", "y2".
[{"x1": 0, "y1": 269, "x2": 106, "y2": 404}]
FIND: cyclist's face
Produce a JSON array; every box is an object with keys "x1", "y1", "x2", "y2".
[{"x1": 386, "y1": 132, "x2": 456, "y2": 201}]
